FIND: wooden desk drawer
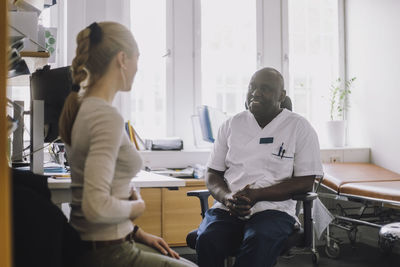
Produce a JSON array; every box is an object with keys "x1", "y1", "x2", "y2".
[
  {"x1": 133, "y1": 188, "x2": 162, "y2": 236},
  {"x1": 133, "y1": 180, "x2": 213, "y2": 246},
  {"x1": 162, "y1": 184, "x2": 214, "y2": 246}
]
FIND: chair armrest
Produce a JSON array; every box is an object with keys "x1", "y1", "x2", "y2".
[
  {"x1": 187, "y1": 189, "x2": 211, "y2": 218},
  {"x1": 187, "y1": 189, "x2": 211, "y2": 198},
  {"x1": 292, "y1": 192, "x2": 317, "y2": 247},
  {"x1": 292, "y1": 192, "x2": 318, "y2": 202}
]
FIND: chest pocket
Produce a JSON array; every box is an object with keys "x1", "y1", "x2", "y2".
[{"x1": 266, "y1": 148, "x2": 295, "y2": 180}]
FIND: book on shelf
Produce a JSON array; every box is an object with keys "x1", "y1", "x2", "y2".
[{"x1": 132, "y1": 127, "x2": 145, "y2": 148}]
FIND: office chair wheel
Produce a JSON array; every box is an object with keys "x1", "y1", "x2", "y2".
[
  {"x1": 311, "y1": 251, "x2": 319, "y2": 265},
  {"x1": 325, "y1": 241, "x2": 340, "y2": 259}
]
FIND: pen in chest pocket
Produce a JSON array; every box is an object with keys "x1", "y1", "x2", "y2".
[
  {"x1": 273, "y1": 142, "x2": 292, "y2": 159},
  {"x1": 278, "y1": 143, "x2": 284, "y2": 157}
]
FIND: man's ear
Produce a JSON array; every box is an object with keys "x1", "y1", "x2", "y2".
[
  {"x1": 279, "y1": 89, "x2": 287, "y2": 102},
  {"x1": 116, "y1": 51, "x2": 127, "y2": 70}
]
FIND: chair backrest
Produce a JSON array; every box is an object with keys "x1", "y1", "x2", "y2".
[
  {"x1": 12, "y1": 168, "x2": 82, "y2": 267},
  {"x1": 281, "y1": 95, "x2": 292, "y2": 111}
]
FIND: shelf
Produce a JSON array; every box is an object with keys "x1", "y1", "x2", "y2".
[{"x1": 20, "y1": 51, "x2": 50, "y2": 58}]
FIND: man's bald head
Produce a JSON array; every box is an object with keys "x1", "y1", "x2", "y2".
[
  {"x1": 246, "y1": 68, "x2": 286, "y2": 122},
  {"x1": 250, "y1": 67, "x2": 284, "y2": 92}
]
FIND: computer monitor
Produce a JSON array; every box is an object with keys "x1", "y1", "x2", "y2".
[{"x1": 30, "y1": 65, "x2": 72, "y2": 143}]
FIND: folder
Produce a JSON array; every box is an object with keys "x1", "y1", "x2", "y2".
[
  {"x1": 197, "y1": 105, "x2": 228, "y2": 143},
  {"x1": 127, "y1": 120, "x2": 139, "y2": 150}
]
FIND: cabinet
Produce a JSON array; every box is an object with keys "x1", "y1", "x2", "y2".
[
  {"x1": 134, "y1": 188, "x2": 162, "y2": 236},
  {"x1": 134, "y1": 179, "x2": 214, "y2": 246}
]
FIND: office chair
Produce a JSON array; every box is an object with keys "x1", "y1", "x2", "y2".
[
  {"x1": 186, "y1": 190, "x2": 319, "y2": 266},
  {"x1": 186, "y1": 96, "x2": 320, "y2": 266},
  {"x1": 12, "y1": 168, "x2": 82, "y2": 267}
]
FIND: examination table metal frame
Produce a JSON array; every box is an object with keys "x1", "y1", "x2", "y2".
[{"x1": 317, "y1": 163, "x2": 400, "y2": 258}]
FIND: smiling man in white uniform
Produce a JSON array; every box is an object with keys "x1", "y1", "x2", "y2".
[{"x1": 196, "y1": 68, "x2": 323, "y2": 267}]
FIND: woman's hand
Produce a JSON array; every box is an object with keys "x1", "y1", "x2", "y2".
[
  {"x1": 129, "y1": 187, "x2": 146, "y2": 220},
  {"x1": 129, "y1": 187, "x2": 141, "y2": 201},
  {"x1": 134, "y1": 229, "x2": 180, "y2": 259}
]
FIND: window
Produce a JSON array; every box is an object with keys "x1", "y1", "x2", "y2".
[
  {"x1": 126, "y1": 1, "x2": 339, "y2": 147},
  {"x1": 287, "y1": 0, "x2": 341, "y2": 145},
  {"x1": 130, "y1": 0, "x2": 167, "y2": 138},
  {"x1": 199, "y1": 0, "x2": 257, "y2": 115}
]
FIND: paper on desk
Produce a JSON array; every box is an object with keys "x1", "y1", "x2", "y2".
[
  {"x1": 150, "y1": 167, "x2": 194, "y2": 178},
  {"x1": 313, "y1": 198, "x2": 335, "y2": 240}
]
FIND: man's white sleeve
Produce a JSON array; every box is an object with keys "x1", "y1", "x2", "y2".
[
  {"x1": 206, "y1": 120, "x2": 229, "y2": 172},
  {"x1": 293, "y1": 120, "x2": 324, "y2": 177}
]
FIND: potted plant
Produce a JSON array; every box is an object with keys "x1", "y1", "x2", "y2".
[{"x1": 326, "y1": 77, "x2": 356, "y2": 147}]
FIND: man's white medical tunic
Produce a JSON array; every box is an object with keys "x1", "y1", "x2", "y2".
[{"x1": 207, "y1": 109, "x2": 323, "y2": 219}]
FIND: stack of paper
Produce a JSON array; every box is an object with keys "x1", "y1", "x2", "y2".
[{"x1": 150, "y1": 167, "x2": 194, "y2": 178}]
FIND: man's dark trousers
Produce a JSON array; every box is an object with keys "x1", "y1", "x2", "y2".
[{"x1": 196, "y1": 208, "x2": 295, "y2": 267}]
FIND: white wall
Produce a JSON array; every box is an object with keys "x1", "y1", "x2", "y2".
[{"x1": 346, "y1": 0, "x2": 400, "y2": 173}]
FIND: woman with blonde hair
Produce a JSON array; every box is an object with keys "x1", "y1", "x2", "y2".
[{"x1": 59, "y1": 21, "x2": 196, "y2": 267}]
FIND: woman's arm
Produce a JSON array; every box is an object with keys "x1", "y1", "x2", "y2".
[{"x1": 81, "y1": 107, "x2": 144, "y2": 223}]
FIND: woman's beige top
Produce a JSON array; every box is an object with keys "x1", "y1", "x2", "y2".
[{"x1": 67, "y1": 97, "x2": 142, "y2": 241}]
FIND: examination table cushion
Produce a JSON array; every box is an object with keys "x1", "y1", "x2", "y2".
[
  {"x1": 322, "y1": 163, "x2": 400, "y2": 193},
  {"x1": 340, "y1": 181, "x2": 400, "y2": 204}
]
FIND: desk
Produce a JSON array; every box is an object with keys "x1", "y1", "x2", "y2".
[{"x1": 48, "y1": 170, "x2": 186, "y2": 205}]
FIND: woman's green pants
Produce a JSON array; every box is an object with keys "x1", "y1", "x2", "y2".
[{"x1": 76, "y1": 240, "x2": 197, "y2": 267}]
